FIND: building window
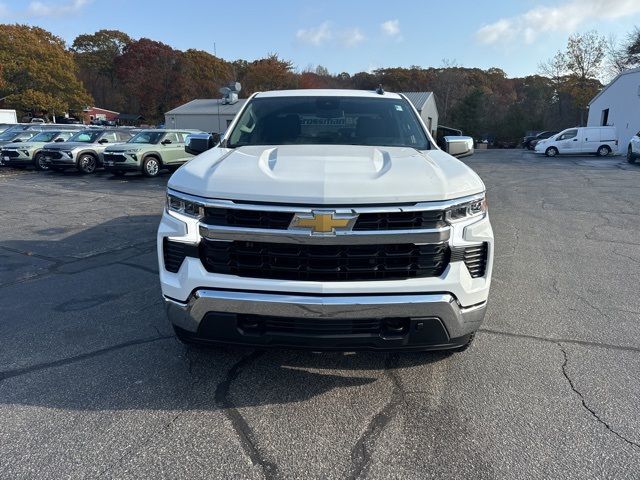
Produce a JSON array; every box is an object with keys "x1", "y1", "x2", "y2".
[
  {"x1": 601, "y1": 108, "x2": 609, "y2": 126},
  {"x1": 226, "y1": 119, "x2": 233, "y2": 127},
  {"x1": 427, "y1": 117, "x2": 433, "y2": 133}
]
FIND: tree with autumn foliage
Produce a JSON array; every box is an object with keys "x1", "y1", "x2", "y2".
[
  {"x1": 0, "y1": 24, "x2": 92, "y2": 117},
  {"x1": 115, "y1": 38, "x2": 183, "y2": 121},
  {"x1": 72, "y1": 29, "x2": 132, "y2": 110},
  {"x1": 178, "y1": 49, "x2": 234, "y2": 100},
  {"x1": 241, "y1": 54, "x2": 298, "y2": 95}
]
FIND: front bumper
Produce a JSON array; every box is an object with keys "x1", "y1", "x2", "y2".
[
  {"x1": 103, "y1": 153, "x2": 141, "y2": 171},
  {"x1": 43, "y1": 151, "x2": 76, "y2": 167},
  {"x1": 158, "y1": 201, "x2": 493, "y2": 350},
  {"x1": 166, "y1": 290, "x2": 486, "y2": 350},
  {"x1": 1, "y1": 151, "x2": 31, "y2": 165}
]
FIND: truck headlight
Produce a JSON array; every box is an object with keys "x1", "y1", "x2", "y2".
[
  {"x1": 166, "y1": 193, "x2": 204, "y2": 218},
  {"x1": 446, "y1": 195, "x2": 487, "y2": 223}
]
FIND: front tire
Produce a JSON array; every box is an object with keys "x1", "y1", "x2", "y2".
[
  {"x1": 142, "y1": 157, "x2": 160, "y2": 177},
  {"x1": 627, "y1": 146, "x2": 635, "y2": 164},
  {"x1": 77, "y1": 153, "x2": 97, "y2": 174},
  {"x1": 34, "y1": 153, "x2": 49, "y2": 171},
  {"x1": 545, "y1": 147, "x2": 558, "y2": 157},
  {"x1": 597, "y1": 145, "x2": 611, "y2": 157}
]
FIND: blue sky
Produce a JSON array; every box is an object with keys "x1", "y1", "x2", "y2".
[{"x1": 2, "y1": 0, "x2": 640, "y2": 77}]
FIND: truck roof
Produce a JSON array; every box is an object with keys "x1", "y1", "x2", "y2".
[{"x1": 254, "y1": 89, "x2": 404, "y2": 100}]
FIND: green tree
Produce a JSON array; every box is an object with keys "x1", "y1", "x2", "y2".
[
  {"x1": 451, "y1": 88, "x2": 485, "y2": 138},
  {"x1": 0, "y1": 25, "x2": 92, "y2": 117}
]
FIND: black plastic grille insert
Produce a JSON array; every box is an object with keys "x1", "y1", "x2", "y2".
[{"x1": 199, "y1": 239, "x2": 450, "y2": 281}]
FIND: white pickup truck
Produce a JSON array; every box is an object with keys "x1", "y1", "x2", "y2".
[{"x1": 157, "y1": 89, "x2": 493, "y2": 352}]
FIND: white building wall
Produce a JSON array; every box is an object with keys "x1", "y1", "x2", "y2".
[
  {"x1": 420, "y1": 95, "x2": 439, "y2": 138},
  {"x1": 164, "y1": 114, "x2": 237, "y2": 134},
  {"x1": 587, "y1": 70, "x2": 640, "y2": 154}
]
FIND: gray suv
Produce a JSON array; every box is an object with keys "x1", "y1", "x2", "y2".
[{"x1": 42, "y1": 129, "x2": 133, "y2": 174}]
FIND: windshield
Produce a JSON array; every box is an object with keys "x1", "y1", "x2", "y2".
[
  {"x1": 0, "y1": 130, "x2": 27, "y2": 141},
  {"x1": 227, "y1": 96, "x2": 430, "y2": 149},
  {"x1": 30, "y1": 131, "x2": 59, "y2": 142},
  {"x1": 68, "y1": 130, "x2": 102, "y2": 143},
  {"x1": 1, "y1": 131, "x2": 36, "y2": 141},
  {"x1": 128, "y1": 131, "x2": 164, "y2": 144}
]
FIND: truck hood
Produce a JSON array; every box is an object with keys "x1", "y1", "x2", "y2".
[{"x1": 168, "y1": 145, "x2": 485, "y2": 204}]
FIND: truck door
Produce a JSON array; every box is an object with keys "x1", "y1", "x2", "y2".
[{"x1": 556, "y1": 129, "x2": 578, "y2": 153}]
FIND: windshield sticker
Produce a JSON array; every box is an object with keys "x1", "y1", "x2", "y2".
[{"x1": 395, "y1": 105, "x2": 403, "y2": 111}]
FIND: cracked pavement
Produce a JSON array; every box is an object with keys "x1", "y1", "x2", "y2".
[{"x1": 1, "y1": 151, "x2": 640, "y2": 479}]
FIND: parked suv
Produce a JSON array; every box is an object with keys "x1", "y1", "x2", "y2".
[
  {"x1": 103, "y1": 129, "x2": 200, "y2": 177},
  {"x1": 526, "y1": 131, "x2": 558, "y2": 150},
  {"x1": 0, "y1": 129, "x2": 40, "y2": 148},
  {"x1": 158, "y1": 89, "x2": 493, "y2": 352},
  {"x1": 0, "y1": 129, "x2": 76, "y2": 170},
  {"x1": 41, "y1": 129, "x2": 133, "y2": 173},
  {"x1": 627, "y1": 131, "x2": 640, "y2": 164}
]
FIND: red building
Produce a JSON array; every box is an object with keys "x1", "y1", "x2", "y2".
[{"x1": 82, "y1": 107, "x2": 119, "y2": 125}]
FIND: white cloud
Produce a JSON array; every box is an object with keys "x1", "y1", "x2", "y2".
[
  {"x1": 476, "y1": 0, "x2": 640, "y2": 45},
  {"x1": 296, "y1": 22, "x2": 365, "y2": 48},
  {"x1": 296, "y1": 21, "x2": 333, "y2": 46},
  {"x1": 381, "y1": 19, "x2": 401, "y2": 39},
  {"x1": 339, "y1": 27, "x2": 365, "y2": 47},
  {"x1": 27, "y1": 0, "x2": 91, "y2": 17}
]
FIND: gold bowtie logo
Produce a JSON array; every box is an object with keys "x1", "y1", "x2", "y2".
[{"x1": 291, "y1": 211, "x2": 357, "y2": 234}]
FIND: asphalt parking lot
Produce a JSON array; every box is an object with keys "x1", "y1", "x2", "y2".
[{"x1": 1, "y1": 149, "x2": 640, "y2": 479}]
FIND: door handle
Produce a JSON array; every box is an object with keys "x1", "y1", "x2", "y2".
[{"x1": 573, "y1": 139, "x2": 578, "y2": 141}]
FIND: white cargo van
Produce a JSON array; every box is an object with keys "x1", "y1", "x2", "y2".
[
  {"x1": 0, "y1": 109, "x2": 18, "y2": 124},
  {"x1": 535, "y1": 126, "x2": 617, "y2": 157}
]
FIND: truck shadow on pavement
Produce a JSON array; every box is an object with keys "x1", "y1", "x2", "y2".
[{"x1": 0, "y1": 214, "x2": 451, "y2": 413}]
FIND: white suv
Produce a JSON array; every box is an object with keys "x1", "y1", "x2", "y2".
[{"x1": 157, "y1": 89, "x2": 493, "y2": 352}]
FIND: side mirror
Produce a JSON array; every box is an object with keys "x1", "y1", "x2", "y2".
[
  {"x1": 98, "y1": 138, "x2": 108, "y2": 144},
  {"x1": 161, "y1": 139, "x2": 172, "y2": 145},
  {"x1": 14, "y1": 139, "x2": 22, "y2": 143},
  {"x1": 185, "y1": 133, "x2": 216, "y2": 155},
  {"x1": 54, "y1": 137, "x2": 65, "y2": 142},
  {"x1": 443, "y1": 136, "x2": 474, "y2": 158}
]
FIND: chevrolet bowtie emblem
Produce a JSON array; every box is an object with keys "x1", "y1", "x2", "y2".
[{"x1": 291, "y1": 211, "x2": 357, "y2": 235}]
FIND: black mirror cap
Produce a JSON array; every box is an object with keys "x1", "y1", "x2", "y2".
[
  {"x1": 54, "y1": 138, "x2": 65, "y2": 142},
  {"x1": 98, "y1": 138, "x2": 108, "y2": 144},
  {"x1": 185, "y1": 133, "x2": 215, "y2": 155},
  {"x1": 162, "y1": 139, "x2": 172, "y2": 145}
]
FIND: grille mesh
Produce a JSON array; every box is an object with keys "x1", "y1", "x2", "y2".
[{"x1": 200, "y1": 239, "x2": 450, "y2": 281}]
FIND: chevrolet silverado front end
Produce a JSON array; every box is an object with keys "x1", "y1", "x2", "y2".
[{"x1": 157, "y1": 89, "x2": 493, "y2": 352}]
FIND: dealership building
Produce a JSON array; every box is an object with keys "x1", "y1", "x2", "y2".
[
  {"x1": 587, "y1": 67, "x2": 640, "y2": 154},
  {"x1": 164, "y1": 99, "x2": 247, "y2": 134}
]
